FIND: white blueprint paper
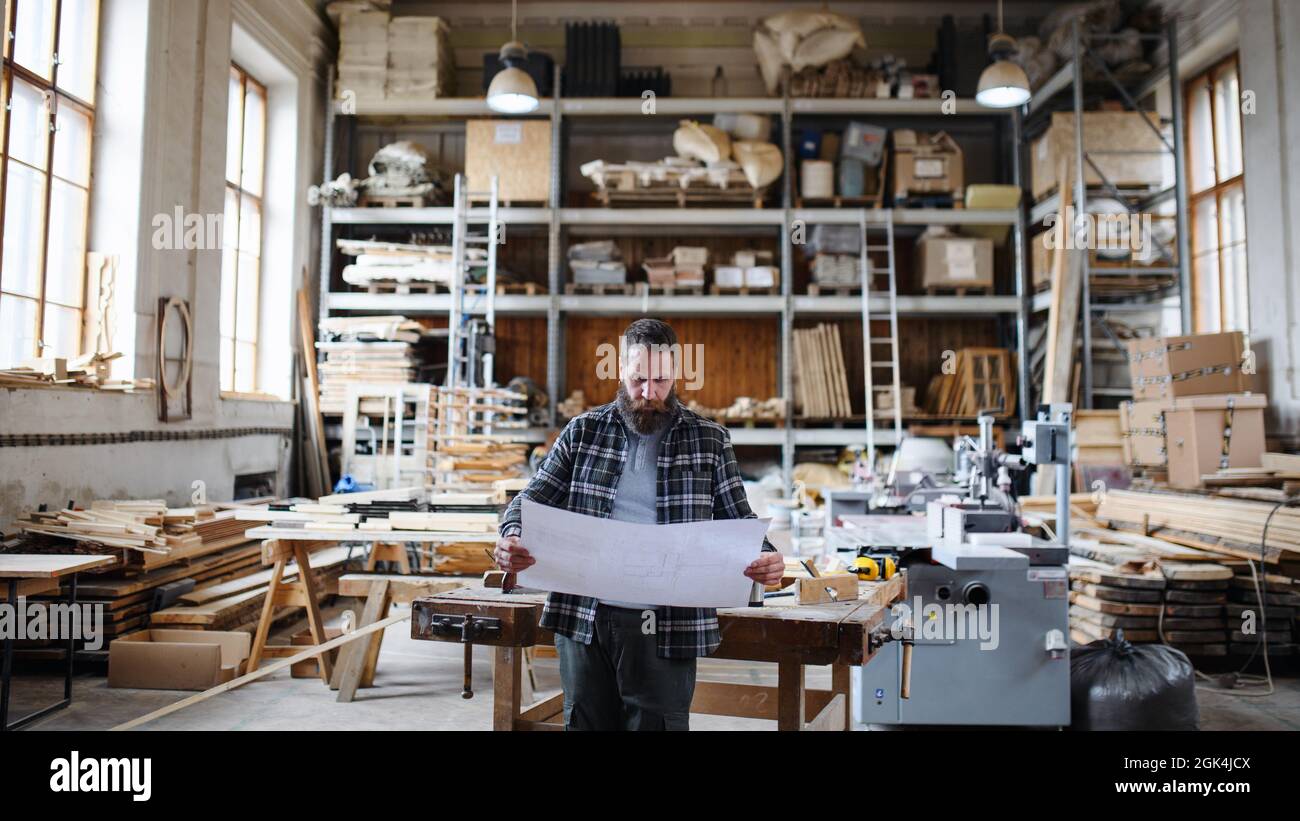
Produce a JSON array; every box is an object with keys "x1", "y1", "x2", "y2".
[{"x1": 518, "y1": 498, "x2": 769, "y2": 608}]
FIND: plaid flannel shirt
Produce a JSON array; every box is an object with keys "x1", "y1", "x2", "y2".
[{"x1": 499, "y1": 401, "x2": 773, "y2": 658}]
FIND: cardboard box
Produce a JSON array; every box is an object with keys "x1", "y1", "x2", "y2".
[
  {"x1": 1127, "y1": 331, "x2": 1247, "y2": 400},
  {"x1": 1031, "y1": 111, "x2": 1166, "y2": 201},
  {"x1": 108, "y1": 630, "x2": 250, "y2": 690},
  {"x1": 1163, "y1": 393, "x2": 1267, "y2": 489},
  {"x1": 893, "y1": 130, "x2": 963, "y2": 199},
  {"x1": 1119, "y1": 399, "x2": 1169, "y2": 466},
  {"x1": 465, "y1": 120, "x2": 551, "y2": 203},
  {"x1": 917, "y1": 234, "x2": 993, "y2": 290}
]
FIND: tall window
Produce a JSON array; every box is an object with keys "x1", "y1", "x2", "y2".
[
  {"x1": 1185, "y1": 54, "x2": 1248, "y2": 334},
  {"x1": 220, "y1": 63, "x2": 265, "y2": 393},
  {"x1": 1, "y1": 0, "x2": 100, "y2": 368}
]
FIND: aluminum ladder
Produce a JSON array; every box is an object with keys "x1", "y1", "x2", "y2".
[{"x1": 859, "y1": 209, "x2": 903, "y2": 476}]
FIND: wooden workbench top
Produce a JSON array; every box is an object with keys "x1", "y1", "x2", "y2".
[
  {"x1": 0, "y1": 553, "x2": 117, "y2": 578},
  {"x1": 415, "y1": 573, "x2": 905, "y2": 666}
]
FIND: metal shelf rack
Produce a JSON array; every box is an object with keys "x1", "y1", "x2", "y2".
[{"x1": 316, "y1": 69, "x2": 1029, "y2": 481}]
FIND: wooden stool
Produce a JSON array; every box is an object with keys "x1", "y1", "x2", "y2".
[
  {"x1": 246, "y1": 539, "x2": 334, "y2": 684},
  {"x1": 329, "y1": 574, "x2": 464, "y2": 702},
  {"x1": 365, "y1": 542, "x2": 411, "y2": 574}
]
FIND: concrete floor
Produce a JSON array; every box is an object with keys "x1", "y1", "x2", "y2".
[{"x1": 10, "y1": 600, "x2": 1300, "y2": 731}]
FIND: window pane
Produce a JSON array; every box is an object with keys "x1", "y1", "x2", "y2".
[
  {"x1": 241, "y1": 83, "x2": 265, "y2": 197},
  {"x1": 235, "y1": 252, "x2": 259, "y2": 342},
  {"x1": 234, "y1": 341, "x2": 256, "y2": 392},
  {"x1": 1212, "y1": 63, "x2": 1243, "y2": 182},
  {"x1": 220, "y1": 336, "x2": 235, "y2": 392},
  {"x1": 226, "y1": 69, "x2": 244, "y2": 185},
  {"x1": 1186, "y1": 80, "x2": 1214, "y2": 194},
  {"x1": 1192, "y1": 249, "x2": 1221, "y2": 334},
  {"x1": 1, "y1": 69, "x2": 8, "y2": 155},
  {"x1": 0, "y1": 294, "x2": 38, "y2": 366},
  {"x1": 13, "y1": 0, "x2": 56, "y2": 79},
  {"x1": 220, "y1": 247, "x2": 236, "y2": 338},
  {"x1": 41, "y1": 302, "x2": 80, "y2": 358},
  {"x1": 57, "y1": 0, "x2": 100, "y2": 103},
  {"x1": 53, "y1": 102, "x2": 92, "y2": 185},
  {"x1": 45, "y1": 178, "x2": 88, "y2": 307},
  {"x1": 223, "y1": 186, "x2": 239, "y2": 249},
  {"x1": 2, "y1": 161, "x2": 48, "y2": 297},
  {"x1": 1221, "y1": 241, "x2": 1249, "y2": 333},
  {"x1": 1219, "y1": 184, "x2": 1246, "y2": 248},
  {"x1": 9, "y1": 78, "x2": 51, "y2": 169},
  {"x1": 1192, "y1": 196, "x2": 1218, "y2": 256},
  {"x1": 239, "y1": 194, "x2": 261, "y2": 256}
]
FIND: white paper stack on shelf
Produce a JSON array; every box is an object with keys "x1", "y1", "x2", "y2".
[
  {"x1": 568, "y1": 240, "x2": 627, "y2": 285},
  {"x1": 714, "y1": 248, "x2": 778, "y2": 289},
  {"x1": 338, "y1": 237, "x2": 482, "y2": 288},
  {"x1": 336, "y1": 10, "x2": 389, "y2": 102},
  {"x1": 316, "y1": 315, "x2": 423, "y2": 414},
  {"x1": 387, "y1": 16, "x2": 455, "y2": 99}
]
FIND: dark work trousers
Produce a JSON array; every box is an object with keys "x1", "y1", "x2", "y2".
[{"x1": 554, "y1": 604, "x2": 697, "y2": 731}]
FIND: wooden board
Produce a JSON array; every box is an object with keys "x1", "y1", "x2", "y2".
[{"x1": 0, "y1": 554, "x2": 117, "y2": 578}]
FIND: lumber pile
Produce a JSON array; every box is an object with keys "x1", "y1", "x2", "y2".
[
  {"x1": 428, "y1": 386, "x2": 530, "y2": 492},
  {"x1": 316, "y1": 315, "x2": 423, "y2": 414},
  {"x1": 149, "y1": 546, "x2": 353, "y2": 631},
  {"x1": 1069, "y1": 557, "x2": 1234, "y2": 657},
  {"x1": 924, "y1": 348, "x2": 1015, "y2": 418},
  {"x1": 792, "y1": 323, "x2": 852, "y2": 419},
  {"x1": 14, "y1": 501, "x2": 258, "y2": 572},
  {"x1": 0, "y1": 352, "x2": 153, "y2": 392},
  {"x1": 1096, "y1": 488, "x2": 1300, "y2": 563}
]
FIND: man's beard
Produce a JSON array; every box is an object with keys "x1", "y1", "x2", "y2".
[{"x1": 615, "y1": 383, "x2": 679, "y2": 435}]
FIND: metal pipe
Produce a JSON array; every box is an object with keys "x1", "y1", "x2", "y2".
[
  {"x1": 1167, "y1": 19, "x2": 1193, "y2": 334},
  {"x1": 1056, "y1": 407, "x2": 1072, "y2": 545},
  {"x1": 1071, "y1": 18, "x2": 1093, "y2": 408}
]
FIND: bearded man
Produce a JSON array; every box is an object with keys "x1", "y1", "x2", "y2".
[{"x1": 494, "y1": 318, "x2": 783, "y2": 730}]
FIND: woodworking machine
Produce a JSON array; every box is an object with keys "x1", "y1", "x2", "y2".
[{"x1": 851, "y1": 405, "x2": 1074, "y2": 727}]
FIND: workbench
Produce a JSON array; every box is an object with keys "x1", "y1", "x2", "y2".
[
  {"x1": 411, "y1": 574, "x2": 905, "y2": 731},
  {"x1": 0, "y1": 554, "x2": 116, "y2": 730}
]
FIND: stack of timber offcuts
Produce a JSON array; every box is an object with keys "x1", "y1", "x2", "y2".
[
  {"x1": 1068, "y1": 558, "x2": 1233, "y2": 658},
  {"x1": 1226, "y1": 571, "x2": 1299, "y2": 657},
  {"x1": 317, "y1": 315, "x2": 422, "y2": 414}
]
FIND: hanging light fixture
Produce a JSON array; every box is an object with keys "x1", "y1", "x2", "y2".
[
  {"x1": 487, "y1": 0, "x2": 540, "y2": 113},
  {"x1": 976, "y1": 0, "x2": 1032, "y2": 109}
]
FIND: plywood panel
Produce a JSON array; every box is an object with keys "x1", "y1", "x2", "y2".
[{"x1": 563, "y1": 316, "x2": 778, "y2": 408}]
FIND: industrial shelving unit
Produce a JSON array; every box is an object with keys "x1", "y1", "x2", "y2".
[
  {"x1": 1019, "y1": 19, "x2": 1190, "y2": 410},
  {"x1": 316, "y1": 70, "x2": 1027, "y2": 479}
]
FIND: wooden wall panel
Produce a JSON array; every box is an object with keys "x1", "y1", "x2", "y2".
[
  {"x1": 563, "y1": 315, "x2": 778, "y2": 408},
  {"x1": 494, "y1": 317, "x2": 550, "y2": 388}
]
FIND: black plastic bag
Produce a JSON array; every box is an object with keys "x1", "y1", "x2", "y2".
[{"x1": 1070, "y1": 631, "x2": 1199, "y2": 730}]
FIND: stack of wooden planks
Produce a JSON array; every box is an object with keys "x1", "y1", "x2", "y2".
[
  {"x1": 792, "y1": 323, "x2": 851, "y2": 419},
  {"x1": 150, "y1": 546, "x2": 353, "y2": 632},
  {"x1": 1069, "y1": 557, "x2": 1233, "y2": 657},
  {"x1": 15, "y1": 501, "x2": 259, "y2": 572},
  {"x1": 1225, "y1": 569, "x2": 1299, "y2": 656},
  {"x1": 316, "y1": 314, "x2": 423, "y2": 415},
  {"x1": 1096, "y1": 488, "x2": 1300, "y2": 563}
]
